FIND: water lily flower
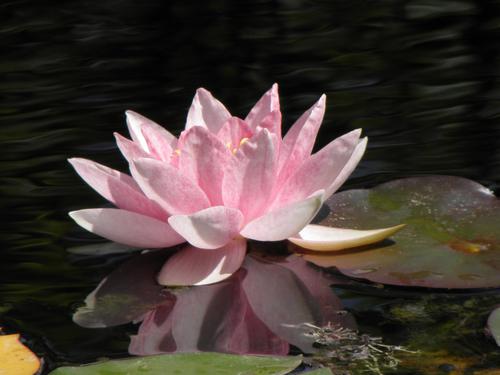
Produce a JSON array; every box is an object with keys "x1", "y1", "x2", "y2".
[{"x1": 69, "y1": 84, "x2": 403, "y2": 286}]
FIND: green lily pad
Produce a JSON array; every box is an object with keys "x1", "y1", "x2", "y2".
[
  {"x1": 299, "y1": 176, "x2": 500, "y2": 288},
  {"x1": 49, "y1": 353, "x2": 302, "y2": 375}
]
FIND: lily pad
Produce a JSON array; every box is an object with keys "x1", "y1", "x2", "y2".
[
  {"x1": 49, "y1": 353, "x2": 301, "y2": 375},
  {"x1": 298, "y1": 176, "x2": 500, "y2": 288},
  {"x1": 487, "y1": 306, "x2": 500, "y2": 346}
]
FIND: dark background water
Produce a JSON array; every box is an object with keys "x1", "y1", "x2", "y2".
[{"x1": 1, "y1": 0, "x2": 500, "y2": 373}]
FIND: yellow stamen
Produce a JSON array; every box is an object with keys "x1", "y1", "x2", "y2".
[
  {"x1": 239, "y1": 137, "x2": 249, "y2": 147},
  {"x1": 174, "y1": 149, "x2": 181, "y2": 156}
]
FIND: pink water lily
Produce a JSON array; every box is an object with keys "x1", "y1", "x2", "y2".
[{"x1": 69, "y1": 84, "x2": 403, "y2": 286}]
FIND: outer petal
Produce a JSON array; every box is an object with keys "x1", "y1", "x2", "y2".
[
  {"x1": 272, "y1": 129, "x2": 361, "y2": 208},
  {"x1": 178, "y1": 126, "x2": 231, "y2": 205},
  {"x1": 68, "y1": 158, "x2": 166, "y2": 220},
  {"x1": 245, "y1": 84, "x2": 281, "y2": 138},
  {"x1": 278, "y1": 95, "x2": 326, "y2": 185},
  {"x1": 114, "y1": 132, "x2": 151, "y2": 163},
  {"x1": 240, "y1": 190, "x2": 324, "y2": 241},
  {"x1": 131, "y1": 158, "x2": 210, "y2": 215},
  {"x1": 186, "y1": 88, "x2": 231, "y2": 133},
  {"x1": 325, "y1": 137, "x2": 367, "y2": 198},
  {"x1": 69, "y1": 208, "x2": 185, "y2": 248},
  {"x1": 126, "y1": 110, "x2": 177, "y2": 155},
  {"x1": 289, "y1": 224, "x2": 406, "y2": 251},
  {"x1": 168, "y1": 206, "x2": 244, "y2": 249},
  {"x1": 222, "y1": 129, "x2": 278, "y2": 222},
  {"x1": 157, "y1": 238, "x2": 246, "y2": 286}
]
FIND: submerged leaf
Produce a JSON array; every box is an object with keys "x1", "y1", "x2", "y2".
[
  {"x1": 0, "y1": 334, "x2": 41, "y2": 375},
  {"x1": 73, "y1": 250, "x2": 174, "y2": 328},
  {"x1": 299, "y1": 176, "x2": 500, "y2": 288},
  {"x1": 49, "y1": 353, "x2": 301, "y2": 375}
]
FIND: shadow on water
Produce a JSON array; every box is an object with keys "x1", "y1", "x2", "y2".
[{"x1": 1, "y1": 0, "x2": 500, "y2": 373}]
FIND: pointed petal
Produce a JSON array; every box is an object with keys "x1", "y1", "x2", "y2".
[
  {"x1": 158, "y1": 238, "x2": 246, "y2": 286},
  {"x1": 68, "y1": 158, "x2": 166, "y2": 220},
  {"x1": 168, "y1": 206, "x2": 244, "y2": 249},
  {"x1": 186, "y1": 88, "x2": 231, "y2": 133},
  {"x1": 273, "y1": 129, "x2": 361, "y2": 208},
  {"x1": 278, "y1": 95, "x2": 326, "y2": 184},
  {"x1": 178, "y1": 126, "x2": 231, "y2": 205},
  {"x1": 69, "y1": 208, "x2": 185, "y2": 248},
  {"x1": 245, "y1": 84, "x2": 281, "y2": 137},
  {"x1": 289, "y1": 224, "x2": 406, "y2": 251},
  {"x1": 114, "y1": 132, "x2": 151, "y2": 163},
  {"x1": 222, "y1": 129, "x2": 278, "y2": 222},
  {"x1": 131, "y1": 158, "x2": 210, "y2": 215},
  {"x1": 241, "y1": 190, "x2": 324, "y2": 241},
  {"x1": 325, "y1": 137, "x2": 367, "y2": 198},
  {"x1": 216, "y1": 117, "x2": 254, "y2": 150},
  {"x1": 126, "y1": 111, "x2": 177, "y2": 155}
]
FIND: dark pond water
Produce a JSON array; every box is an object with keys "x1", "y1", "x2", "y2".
[{"x1": 2, "y1": 0, "x2": 500, "y2": 373}]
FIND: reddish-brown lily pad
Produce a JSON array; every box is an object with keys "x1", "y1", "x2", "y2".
[{"x1": 297, "y1": 176, "x2": 500, "y2": 289}]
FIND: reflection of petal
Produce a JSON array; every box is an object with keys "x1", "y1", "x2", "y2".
[
  {"x1": 289, "y1": 224, "x2": 406, "y2": 251},
  {"x1": 131, "y1": 270, "x2": 288, "y2": 355},
  {"x1": 242, "y1": 256, "x2": 328, "y2": 353},
  {"x1": 73, "y1": 251, "x2": 175, "y2": 328},
  {"x1": 279, "y1": 255, "x2": 356, "y2": 330},
  {"x1": 157, "y1": 239, "x2": 246, "y2": 286}
]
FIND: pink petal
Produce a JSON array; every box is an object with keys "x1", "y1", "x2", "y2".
[
  {"x1": 131, "y1": 158, "x2": 210, "y2": 215},
  {"x1": 178, "y1": 126, "x2": 232, "y2": 205},
  {"x1": 114, "y1": 132, "x2": 151, "y2": 162},
  {"x1": 125, "y1": 111, "x2": 177, "y2": 155},
  {"x1": 186, "y1": 88, "x2": 231, "y2": 133},
  {"x1": 68, "y1": 158, "x2": 167, "y2": 220},
  {"x1": 289, "y1": 223, "x2": 406, "y2": 251},
  {"x1": 240, "y1": 190, "x2": 324, "y2": 241},
  {"x1": 277, "y1": 95, "x2": 326, "y2": 185},
  {"x1": 222, "y1": 129, "x2": 278, "y2": 222},
  {"x1": 272, "y1": 129, "x2": 361, "y2": 208},
  {"x1": 216, "y1": 117, "x2": 254, "y2": 151},
  {"x1": 325, "y1": 137, "x2": 367, "y2": 198},
  {"x1": 69, "y1": 208, "x2": 185, "y2": 248},
  {"x1": 168, "y1": 206, "x2": 244, "y2": 250},
  {"x1": 245, "y1": 84, "x2": 281, "y2": 138},
  {"x1": 157, "y1": 238, "x2": 246, "y2": 286}
]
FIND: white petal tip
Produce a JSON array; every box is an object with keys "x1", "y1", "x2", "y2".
[{"x1": 289, "y1": 224, "x2": 406, "y2": 252}]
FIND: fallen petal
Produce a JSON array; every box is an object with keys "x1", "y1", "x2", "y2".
[
  {"x1": 69, "y1": 208, "x2": 185, "y2": 248},
  {"x1": 241, "y1": 190, "x2": 324, "y2": 241},
  {"x1": 289, "y1": 224, "x2": 406, "y2": 251},
  {"x1": 157, "y1": 238, "x2": 246, "y2": 286},
  {"x1": 168, "y1": 206, "x2": 244, "y2": 250}
]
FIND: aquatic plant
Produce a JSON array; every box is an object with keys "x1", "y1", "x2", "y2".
[{"x1": 68, "y1": 85, "x2": 401, "y2": 286}]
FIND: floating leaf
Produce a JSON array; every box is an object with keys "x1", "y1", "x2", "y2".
[
  {"x1": 487, "y1": 306, "x2": 500, "y2": 346},
  {"x1": 301, "y1": 368, "x2": 333, "y2": 375},
  {"x1": 0, "y1": 334, "x2": 41, "y2": 375},
  {"x1": 49, "y1": 353, "x2": 301, "y2": 375},
  {"x1": 299, "y1": 176, "x2": 500, "y2": 288}
]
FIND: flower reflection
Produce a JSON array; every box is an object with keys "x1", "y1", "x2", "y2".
[{"x1": 73, "y1": 250, "x2": 355, "y2": 355}]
